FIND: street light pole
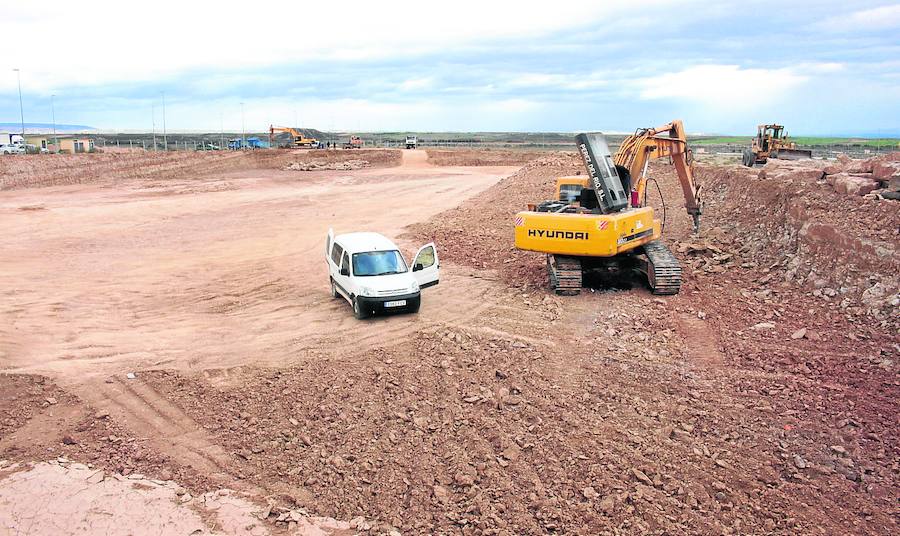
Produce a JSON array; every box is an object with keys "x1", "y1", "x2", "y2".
[
  {"x1": 51, "y1": 94, "x2": 57, "y2": 151},
  {"x1": 161, "y1": 92, "x2": 167, "y2": 151},
  {"x1": 13, "y1": 68, "x2": 24, "y2": 139},
  {"x1": 152, "y1": 102, "x2": 157, "y2": 151},
  {"x1": 240, "y1": 102, "x2": 245, "y2": 150}
]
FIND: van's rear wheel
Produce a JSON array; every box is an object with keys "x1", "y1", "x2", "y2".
[{"x1": 352, "y1": 297, "x2": 369, "y2": 319}]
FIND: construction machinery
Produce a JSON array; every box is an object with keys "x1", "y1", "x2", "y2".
[
  {"x1": 344, "y1": 135, "x2": 363, "y2": 149},
  {"x1": 514, "y1": 120, "x2": 702, "y2": 296},
  {"x1": 269, "y1": 125, "x2": 320, "y2": 149},
  {"x1": 743, "y1": 124, "x2": 812, "y2": 166}
]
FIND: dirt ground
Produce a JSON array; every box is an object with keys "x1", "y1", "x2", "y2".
[{"x1": 0, "y1": 148, "x2": 897, "y2": 535}]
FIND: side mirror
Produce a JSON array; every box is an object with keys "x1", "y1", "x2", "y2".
[
  {"x1": 413, "y1": 263, "x2": 424, "y2": 272},
  {"x1": 340, "y1": 267, "x2": 349, "y2": 276}
]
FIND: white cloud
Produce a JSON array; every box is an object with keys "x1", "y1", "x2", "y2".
[
  {"x1": 637, "y1": 64, "x2": 807, "y2": 107},
  {"x1": 815, "y1": 4, "x2": 900, "y2": 32},
  {"x1": 398, "y1": 78, "x2": 435, "y2": 92},
  {"x1": 507, "y1": 72, "x2": 608, "y2": 90},
  {"x1": 0, "y1": 0, "x2": 677, "y2": 94}
]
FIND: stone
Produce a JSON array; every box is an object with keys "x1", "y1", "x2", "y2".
[
  {"x1": 872, "y1": 161, "x2": 900, "y2": 181},
  {"x1": 433, "y1": 485, "x2": 450, "y2": 503},
  {"x1": 847, "y1": 159, "x2": 874, "y2": 174},
  {"x1": 833, "y1": 174, "x2": 880, "y2": 196},
  {"x1": 831, "y1": 445, "x2": 847, "y2": 456},
  {"x1": 599, "y1": 495, "x2": 615, "y2": 514},
  {"x1": 61, "y1": 435, "x2": 77, "y2": 445},
  {"x1": 792, "y1": 455, "x2": 807, "y2": 469},
  {"x1": 751, "y1": 322, "x2": 776, "y2": 331},
  {"x1": 45, "y1": 397, "x2": 58, "y2": 405},
  {"x1": 791, "y1": 328, "x2": 807, "y2": 340},
  {"x1": 631, "y1": 468, "x2": 653, "y2": 485},
  {"x1": 454, "y1": 472, "x2": 475, "y2": 487},
  {"x1": 582, "y1": 486, "x2": 599, "y2": 499}
]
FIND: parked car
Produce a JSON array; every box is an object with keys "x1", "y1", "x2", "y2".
[
  {"x1": 24, "y1": 144, "x2": 49, "y2": 154},
  {"x1": 0, "y1": 144, "x2": 25, "y2": 155},
  {"x1": 325, "y1": 230, "x2": 439, "y2": 319}
]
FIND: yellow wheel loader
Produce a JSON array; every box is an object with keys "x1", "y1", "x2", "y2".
[{"x1": 514, "y1": 120, "x2": 702, "y2": 296}]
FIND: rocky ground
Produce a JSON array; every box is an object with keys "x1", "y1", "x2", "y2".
[{"x1": 0, "y1": 149, "x2": 897, "y2": 535}]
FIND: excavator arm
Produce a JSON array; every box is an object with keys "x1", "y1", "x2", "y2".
[{"x1": 614, "y1": 120, "x2": 702, "y2": 232}]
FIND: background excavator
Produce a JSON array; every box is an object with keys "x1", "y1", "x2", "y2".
[
  {"x1": 514, "y1": 120, "x2": 702, "y2": 296},
  {"x1": 743, "y1": 124, "x2": 812, "y2": 166},
  {"x1": 269, "y1": 125, "x2": 320, "y2": 148}
]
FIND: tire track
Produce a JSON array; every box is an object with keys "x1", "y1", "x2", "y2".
[{"x1": 74, "y1": 377, "x2": 256, "y2": 492}]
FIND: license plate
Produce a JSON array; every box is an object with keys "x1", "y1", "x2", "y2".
[{"x1": 384, "y1": 300, "x2": 407, "y2": 308}]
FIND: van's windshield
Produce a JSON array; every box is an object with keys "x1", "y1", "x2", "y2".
[{"x1": 352, "y1": 250, "x2": 408, "y2": 276}]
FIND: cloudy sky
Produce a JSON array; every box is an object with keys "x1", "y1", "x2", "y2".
[{"x1": 1, "y1": 0, "x2": 898, "y2": 135}]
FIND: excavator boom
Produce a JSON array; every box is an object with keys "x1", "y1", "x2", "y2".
[{"x1": 615, "y1": 120, "x2": 702, "y2": 231}]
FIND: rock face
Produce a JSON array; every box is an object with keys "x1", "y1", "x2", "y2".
[
  {"x1": 832, "y1": 174, "x2": 880, "y2": 196},
  {"x1": 814, "y1": 152, "x2": 900, "y2": 198},
  {"x1": 698, "y1": 162, "x2": 899, "y2": 320}
]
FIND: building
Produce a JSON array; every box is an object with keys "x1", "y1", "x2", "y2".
[
  {"x1": 58, "y1": 137, "x2": 95, "y2": 153},
  {"x1": 25, "y1": 136, "x2": 50, "y2": 151}
]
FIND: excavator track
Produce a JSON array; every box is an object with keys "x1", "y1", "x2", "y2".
[
  {"x1": 547, "y1": 255, "x2": 582, "y2": 296},
  {"x1": 640, "y1": 241, "x2": 682, "y2": 295}
]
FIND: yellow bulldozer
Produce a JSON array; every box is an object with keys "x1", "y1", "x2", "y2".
[
  {"x1": 742, "y1": 124, "x2": 812, "y2": 166},
  {"x1": 514, "y1": 120, "x2": 702, "y2": 296}
]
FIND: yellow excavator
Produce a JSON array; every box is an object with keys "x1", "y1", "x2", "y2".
[
  {"x1": 269, "y1": 125, "x2": 320, "y2": 148},
  {"x1": 514, "y1": 120, "x2": 702, "y2": 295}
]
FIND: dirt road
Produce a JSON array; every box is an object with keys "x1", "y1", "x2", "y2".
[{"x1": 1, "y1": 151, "x2": 513, "y2": 381}]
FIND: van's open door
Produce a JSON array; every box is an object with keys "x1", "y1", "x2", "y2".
[
  {"x1": 410, "y1": 243, "x2": 439, "y2": 289},
  {"x1": 326, "y1": 228, "x2": 334, "y2": 262}
]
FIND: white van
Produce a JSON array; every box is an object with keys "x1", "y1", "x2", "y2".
[{"x1": 326, "y1": 230, "x2": 439, "y2": 319}]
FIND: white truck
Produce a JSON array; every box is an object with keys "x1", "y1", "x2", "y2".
[
  {"x1": 0, "y1": 133, "x2": 25, "y2": 146},
  {"x1": 325, "y1": 230, "x2": 439, "y2": 319},
  {"x1": 405, "y1": 135, "x2": 418, "y2": 149}
]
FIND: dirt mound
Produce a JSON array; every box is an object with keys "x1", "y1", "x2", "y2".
[
  {"x1": 425, "y1": 149, "x2": 549, "y2": 167},
  {"x1": 285, "y1": 159, "x2": 370, "y2": 171},
  {"x1": 698, "y1": 163, "x2": 899, "y2": 322},
  {"x1": 408, "y1": 152, "x2": 582, "y2": 288},
  {"x1": 0, "y1": 149, "x2": 401, "y2": 191},
  {"x1": 281, "y1": 148, "x2": 400, "y2": 168},
  {"x1": 760, "y1": 152, "x2": 900, "y2": 199}
]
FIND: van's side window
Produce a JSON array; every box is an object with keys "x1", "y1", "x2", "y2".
[
  {"x1": 340, "y1": 252, "x2": 350, "y2": 274},
  {"x1": 331, "y1": 243, "x2": 343, "y2": 266}
]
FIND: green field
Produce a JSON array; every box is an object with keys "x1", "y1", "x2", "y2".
[{"x1": 691, "y1": 136, "x2": 900, "y2": 148}]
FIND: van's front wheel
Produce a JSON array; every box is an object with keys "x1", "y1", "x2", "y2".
[
  {"x1": 330, "y1": 278, "x2": 339, "y2": 299},
  {"x1": 352, "y1": 297, "x2": 369, "y2": 319}
]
